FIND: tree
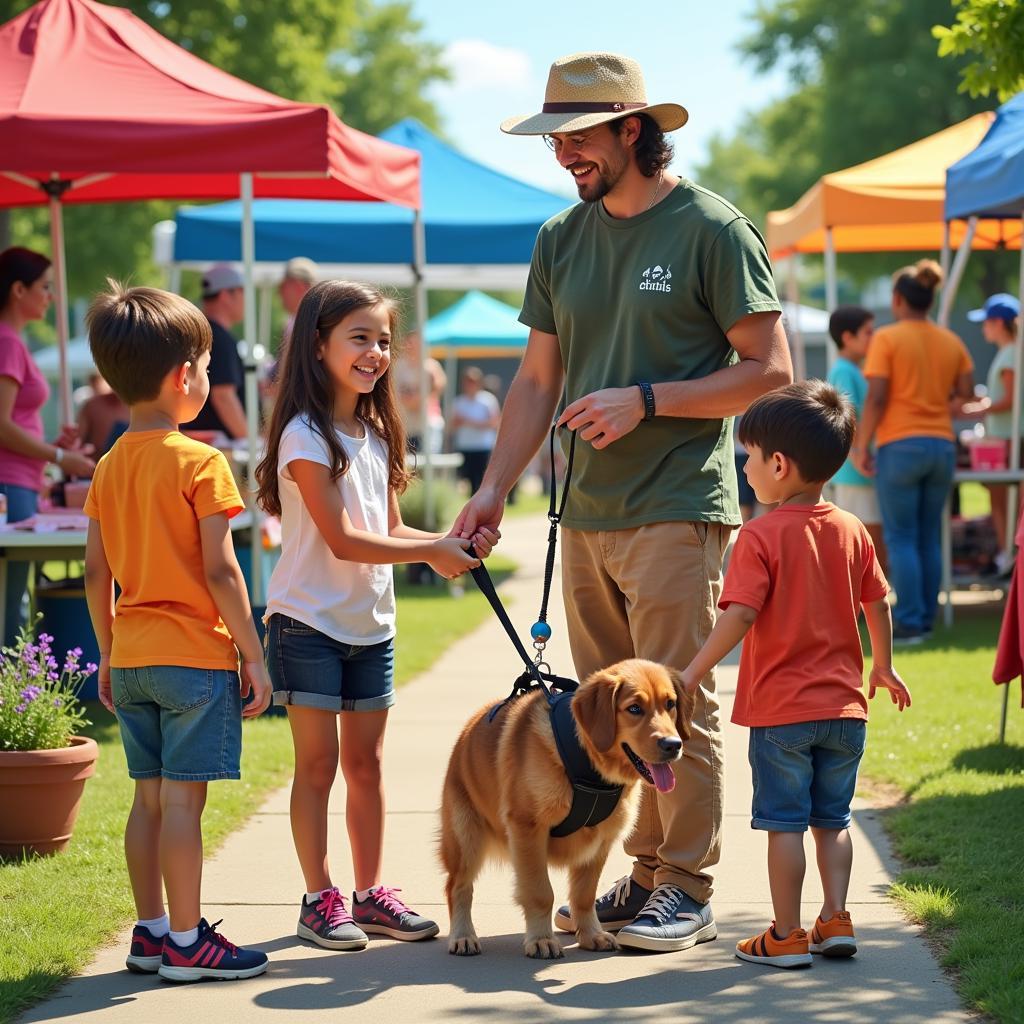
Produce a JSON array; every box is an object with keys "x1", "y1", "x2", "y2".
[
  {"x1": 933, "y1": 0, "x2": 1024, "y2": 100},
  {"x1": 1, "y1": 0, "x2": 449, "y2": 309},
  {"x1": 695, "y1": 0, "x2": 1015, "y2": 297}
]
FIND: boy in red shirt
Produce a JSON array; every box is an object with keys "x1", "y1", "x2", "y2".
[{"x1": 681, "y1": 380, "x2": 911, "y2": 969}]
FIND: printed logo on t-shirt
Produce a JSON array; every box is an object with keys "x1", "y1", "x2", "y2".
[{"x1": 639, "y1": 264, "x2": 672, "y2": 292}]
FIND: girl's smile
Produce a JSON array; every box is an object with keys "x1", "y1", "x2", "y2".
[{"x1": 318, "y1": 302, "x2": 392, "y2": 407}]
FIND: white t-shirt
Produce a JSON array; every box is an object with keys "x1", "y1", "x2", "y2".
[
  {"x1": 265, "y1": 415, "x2": 395, "y2": 644},
  {"x1": 452, "y1": 391, "x2": 500, "y2": 452}
]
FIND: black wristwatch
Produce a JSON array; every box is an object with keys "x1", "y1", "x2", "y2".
[{"x1": 636, "y1": 381, "x2": 656, "y2": 421}]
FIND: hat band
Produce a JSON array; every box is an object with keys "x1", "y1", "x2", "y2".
[{"x1": 541, "y1": 101, "x2": 647, "y2": 114}]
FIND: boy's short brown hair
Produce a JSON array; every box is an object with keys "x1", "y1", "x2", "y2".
[
  {"x1": 738, "y1": 380, "x2": 855, "y2": 484},
  {"x1": 86, "y1": 282, "x2": 212, "y2": 405}
]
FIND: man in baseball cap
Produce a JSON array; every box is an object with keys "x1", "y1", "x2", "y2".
[
  {"x1": 184, "y1": 263, "x2": 247, "y2": 439},
  {"x1": 456, "y1": 51, "x2": 793, "y2": 956}
]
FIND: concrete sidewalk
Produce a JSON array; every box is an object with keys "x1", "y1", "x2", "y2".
[{"x1": 21, "y1": 513, "x2": 971, "y2": 1023}]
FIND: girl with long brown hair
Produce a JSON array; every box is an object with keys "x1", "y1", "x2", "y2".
[{"x1": 256, "y1": 280, "x2": 493, "y2": 950}]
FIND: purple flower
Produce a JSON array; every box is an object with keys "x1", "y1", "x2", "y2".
[
  {"x1": 14, "y1": 702, "x2": 26, "y2": 714},
  {"x1": 84, "y1": 662, "x2": 98, "y2": 675},
  {"x1": 53, "y1": 698, "x2": 62, "y2": 707},
  {"x1": 47, "y1": 671, "x2": 59, "y2": 682},
  {"x1": 19, "y1": 685, "x2": 41, "y2": 703},
  {"x1": 46, "y1": 656, "x2": 58, "y2": 670}
]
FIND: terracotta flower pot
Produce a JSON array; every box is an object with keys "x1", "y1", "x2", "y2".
[{"x1": 0, "y1": 735, "x2": 99, "y2": 857}]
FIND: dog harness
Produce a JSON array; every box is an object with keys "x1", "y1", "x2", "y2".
[{"x1": 474, "y1": 428, "x2": 624, "y2": 839}]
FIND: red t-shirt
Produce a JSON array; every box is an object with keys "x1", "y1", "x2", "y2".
[{"x1": 722, "y1": 503, "x2": 888, "y2": 728}]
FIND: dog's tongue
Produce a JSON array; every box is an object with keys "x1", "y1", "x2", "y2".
[{"x1": 648, "y1": 761, "x2": 676, "y2": 793}]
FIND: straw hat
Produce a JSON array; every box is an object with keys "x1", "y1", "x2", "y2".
[{"x1": 501, "y1": 52, "x2": 688, "y2": 137}]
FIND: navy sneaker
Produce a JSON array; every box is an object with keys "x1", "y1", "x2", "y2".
[
  {"x1": 158, "y1": 918, "x2": 269, "y2": 982},
  {"x1": 616, "y1": 883, "x2": 718, "y2": 952},
  {"x1": 554, "y1": 875, "x2": 653, "y2": 933},
  {"x1": 351, "y1": 887, "x2": 439, "y2": 941},
  {"x1": 125, "y1": 924, "x2": 165, "y2": 973}
]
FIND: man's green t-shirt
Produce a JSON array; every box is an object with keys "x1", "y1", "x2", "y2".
[{"x1": 520, "y1": 179, "x2": 781, "y2": 531}]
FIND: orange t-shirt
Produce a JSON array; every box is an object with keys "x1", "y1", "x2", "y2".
[
  {"x1": 722, "y1": 503, "x2": 888, "y2": 728},
  {"x1": 84, "y1": 430, "x2": 244, "y2": 669},
  {"x1": 862, "y1": 319, "x2": 973, "y2": 447}
]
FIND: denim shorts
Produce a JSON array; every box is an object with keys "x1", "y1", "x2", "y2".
[
  {"x1": 112, "y1": 666, "x2": 242, "y2": 782},
  {"x1": 265, "y1": 614, "x2": 396, "y2": 713},
  {"x1": 748, "y1": 718, "x2": 866, "y2": 832}
]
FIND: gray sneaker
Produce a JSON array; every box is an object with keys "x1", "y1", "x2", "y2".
[
  {"x1": 554, "y1": 875, "x2": 653, "y2": 933},
  {"x1": 616, "y1": 883, "x2": 718, "y2": 952},
  {"x1": 297, "y1": 887, "x2": 368, "y2": 950},
  {"x1": 351, "y1": 886, "x2": 439, "y2": 941}
]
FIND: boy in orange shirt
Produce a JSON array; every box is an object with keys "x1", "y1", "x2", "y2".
[
  {"x1": 83, "y1": 283, "x2": 272, "y2": 983},
  {"x1": 681, "y1": 380, "x2": 911, "y2": 969}
]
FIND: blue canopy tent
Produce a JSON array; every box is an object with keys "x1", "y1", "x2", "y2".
[
  {"x1": 425, "y1": 290, "x2": 529, "y2": 426},
  {"x1": 169, "y1": 118, "x2": 572, "y2": 291},
  {"x1": 944, "y1": 92, "x2": 1024, "y2": 740}
]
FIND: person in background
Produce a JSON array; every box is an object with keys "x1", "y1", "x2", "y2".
[
  {"x1": 77, "y1": 372, "x2": 128, "y2": 459},
  {"x1": 183, "y1": 263, "x2": 247, "y2": 441},
  {"x1": 827, "y1": 306, "x2": 887, "y2": 573},
  {"x1": 394, "y1": 332, "x2": 446, "y2": 453},
  {"x1": 279, "y1": 257, "x2": 318, "y2": 348},
  {"x1": 964, "y1": 293, "x2": 1022, "y2": 575},
  {"x1": 853, "y1": 260, "x2": 974, "y2": 645},
  {"x1": 0, "y1": 247, "x2": 94, "y2": 645},
  {"x1": 452, "y1": 367, "x2": 500, "y2": 495},
  {"x1": 734, "y1": 418, "x2": 758, "y2": 523}
]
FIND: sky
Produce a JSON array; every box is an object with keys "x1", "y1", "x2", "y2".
[{"x1": 411, "y1": 0, "x2": 791, "y2": 198}]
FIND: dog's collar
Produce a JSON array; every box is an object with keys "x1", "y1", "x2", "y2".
[{"x1": 548, "y1": 690, "x2": 624, "y2": 838}]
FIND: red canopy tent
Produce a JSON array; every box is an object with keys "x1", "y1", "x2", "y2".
[{"x1": 0, "y1": 0, "x2": 429, "y2": 593}]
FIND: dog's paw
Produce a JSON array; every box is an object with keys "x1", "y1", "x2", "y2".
[
  {"x1": 524, "y1": 936, "x2": 564, "y2": 959},
  {"x1": 449, "y1": 936, "x2": 481, "y2": 956},
  {"x1": 577, "y1": 929, "x2": 619, "y2": 952}
]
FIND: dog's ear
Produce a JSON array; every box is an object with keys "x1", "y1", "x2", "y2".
[
  {"x1": 573, "y1": 672, "x2": 621, "y2": 753},
  {"x1": 668, "y1": 669, "x2": 696, "y2": 744}
]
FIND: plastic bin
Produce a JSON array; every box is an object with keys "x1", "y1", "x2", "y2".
[
  {"x1": 35, "y1": 579, "x2": 101, "y2": 701},
  {"x1": 969, "y1": 439, "x2": 1009, "y2": 471}
]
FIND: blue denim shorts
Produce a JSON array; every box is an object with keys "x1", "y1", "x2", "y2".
[
  {"x1": 265, "y1": 614, "x2": 396, "y2": 713},
  {"x1": 748, "y1": 718, "x2": 866, "y2": 832},
  {"x1": 111, "y1": 666, "x2": 242, "y2": 782}
]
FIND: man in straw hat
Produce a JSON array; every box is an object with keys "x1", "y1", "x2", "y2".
[{"x1": 455, "y1": 51, "x2": 792, "y2": 955}]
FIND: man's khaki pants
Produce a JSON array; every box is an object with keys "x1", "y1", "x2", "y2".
[{"x1": 561, "y1": 520, "x2": 729, "y2": 903}]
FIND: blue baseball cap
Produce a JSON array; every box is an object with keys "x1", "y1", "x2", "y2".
[{"x1": 967, "y1": 292, "x2": 1021, "y2": 323}]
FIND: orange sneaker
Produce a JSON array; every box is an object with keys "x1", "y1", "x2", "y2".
[
  {"x1": 809, "y1": 911, "x2": 857, "y2": 957},
  {"x1": 735, "y1": 923, "x2": 812, "y2": 968}
]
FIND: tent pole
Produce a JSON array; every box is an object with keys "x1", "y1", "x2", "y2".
[
  {"x1": 46, "y1": 181, "x2": 72, "y2": 425},
  {"x1": 413, "y1": 208, "x2": 435, "y2": 530},
  {"x1": 445, "y1": 349, "x2": 457, "y2": 451},
  {"x1": 939, "y1": 220, "x2": 952, "y2": 288},
  {"x1": 240, "y1": 173, "x2": 262, "y2": 603},
  {"x1": 1005, "y1": 212, "x2": 1024, "y2": 745},
  {"x1": 938, "y1": 216, "x2": 977, "y2": 327},
  {"x1": 786, "y1": 255, "x2": 806, "y2": 381},
  {"x1": 824, "y1": 229, "x2": 837, "y2": 372}
]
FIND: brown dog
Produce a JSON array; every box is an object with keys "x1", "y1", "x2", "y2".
[{"x1": 440, "y1": 658, "x2": 693, "y2": 958}]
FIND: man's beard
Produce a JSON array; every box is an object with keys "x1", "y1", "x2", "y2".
[{"x1": 572, "y1": 149, "x2": 629, "y2": 203}]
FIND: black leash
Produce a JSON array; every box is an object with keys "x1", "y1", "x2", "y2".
[{"x1": 467, "y1": 425, "x2": 577, "y2": 705}]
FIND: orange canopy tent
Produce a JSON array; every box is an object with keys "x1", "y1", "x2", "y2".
[{"x1": 765, "y1": 113, "x2": 1020, "y2": 259}]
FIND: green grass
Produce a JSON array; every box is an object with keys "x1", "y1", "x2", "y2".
[
  {"x1": 861, "y1": 609, "x2": 1024, "y2": 1023},
  {"x1": 0, "y1": 554, "x2": 516, "y2": 1024}
]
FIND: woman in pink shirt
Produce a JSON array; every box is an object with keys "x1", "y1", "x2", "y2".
[{"x1": 0, "y1": 248, "x2": 94, "y2": 643}]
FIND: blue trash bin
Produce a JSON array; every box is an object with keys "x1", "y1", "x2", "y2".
[{"x1": 35, "y1": 579, "x2": 101, "y2": 701}]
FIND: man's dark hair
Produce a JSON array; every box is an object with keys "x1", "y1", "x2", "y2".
[
  {"x1": 738, "y1": 380, "x2": 855, "y2": 484},
  {"x1": 828, "y1": 306, "x2": 874, "y2": 350},
  {"x1": 86, "y1": 281, "x2": 212, "y2": 405},
  {"x1": 612, "y1": 112, "x2": 674, "y2": 177}
]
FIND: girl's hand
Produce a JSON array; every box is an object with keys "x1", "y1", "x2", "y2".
[
  {"x1": 868, "y1": 665, "x2": 911, "y2": 711},
  {"x1": 427, "y1": 536, "x2": 481, "y2": 580},
  {"x1": 241, "y1": 661, "x2": 272, "y2": 718},
  {"x1": 448, "y1": 524, "x2": 500, "y2": 557}
]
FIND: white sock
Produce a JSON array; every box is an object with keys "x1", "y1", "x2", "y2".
[
  {"x1": 355, "y1": 885, "x2": 380, "y2": 903},
  {"x1": 137, "y1": 914, "x2": 169, "y2": 937},
  {"x1": 169, "y1": 926, "x2": 199, "y2": 947},
  {"x1": 305, "y1": 889, "x2": 327, "y2": 905}
]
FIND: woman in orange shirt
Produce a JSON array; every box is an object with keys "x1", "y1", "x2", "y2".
[{"x1": 852, "y1": 260, "x2": 974, "y2": 645}]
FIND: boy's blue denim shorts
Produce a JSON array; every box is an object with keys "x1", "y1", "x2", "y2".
[
  {"x1": 265, "y1": 614, "x2": 396, "y2": 713},
  {"x1": 111, "y1": 666, "x2": 242, "y2": 782},
  {"x1": 748, "y1": 718, "x2": 866, "y2": 832}
]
